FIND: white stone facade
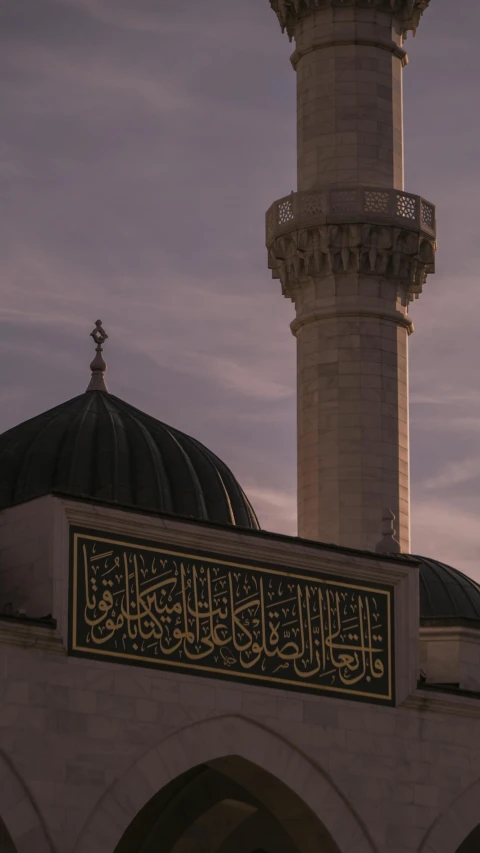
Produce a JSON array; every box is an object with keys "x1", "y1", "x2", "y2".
[
  {"x1": 0, "y1": 497, "x2": 479, "y2": 853},
  {"x1": 420, "y1": 627, "x2": 480, "y2": 693},
  {"x1": 293, "y1": 274, "x2": 411, "y2": 552},
  {"x1": 266, "y1": 0, "x2": 436, "y2": 552},
  {"x1": 293, "y1": 6, "x2": 406, "y2": 191},
  {"x1": 2, "y1": 3, "x2": 476, "y2": 853}
]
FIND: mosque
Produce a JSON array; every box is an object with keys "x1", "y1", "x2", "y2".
[{"x1": 1, "y1": 1, "x2": 480, "y2": 852}]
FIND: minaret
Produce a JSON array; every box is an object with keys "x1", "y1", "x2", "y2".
[{"x1": 266, "y1": 0, "x2": 436, "y2": 553}]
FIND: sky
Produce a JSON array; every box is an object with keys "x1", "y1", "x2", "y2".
[{"x1": 1, "y1": 0, "x2": 480, "y2": 577}]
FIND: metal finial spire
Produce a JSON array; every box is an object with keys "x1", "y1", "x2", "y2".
[
  {"x1": 375, "y1": 508, "x2": 401, "y2": 555},
  {"x1": 86, "y1": 320, "x2": 109, "y2": 392}
]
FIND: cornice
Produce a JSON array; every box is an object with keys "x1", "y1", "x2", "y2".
[
  {"x1": 404, "y1": 688, "x2": 480, "y2": 719},
  {"x1": 290, "y1": 36, "x2": 408, "y2": 69},
  {"x1": 267, "y1": 221, "x2": 435, "y2": 302},
  {"x1": 0, "y1": 618, "x2": 64, "y2": 654},
  {"x1": 420, "y1": 625, "x2": 480, "y2": 642},
  {"x1": 266, "y1": 187, "x2": 436, "y2": 302},
  {"x1": 291, "y1": 305, "x2": 414, "y2": 335},
  {"x1": 269, "y1": 0, "x2": 431, "y2": 41},
  {"x1": 58, "y1": 497, "x2": 415, "y2": 587}
]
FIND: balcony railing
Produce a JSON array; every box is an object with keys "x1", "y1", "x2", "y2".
[{"x1": 266, "y1": 187, "x2": 436, "y2": 245}]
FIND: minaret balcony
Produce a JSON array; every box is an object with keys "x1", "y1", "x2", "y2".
[
  {"x1": 266, "y1": 187, "x2": 436, "y2": 302},
  {"x1": 266, "y1": 186, "x2": 436, "y2": 246},
  {"x1": 269, "y1": 0, "x2": 431, "y2": 41}
]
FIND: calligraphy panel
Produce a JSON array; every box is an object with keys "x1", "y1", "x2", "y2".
[{"x1": 69, "y1": 528, "x2": 395, "y2": 704}]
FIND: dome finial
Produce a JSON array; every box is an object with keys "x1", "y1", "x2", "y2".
[
  {"x1": 87, "y1": 320, "x2": 109, "y2": 392},
  {"x1": 375, "y1": 507, "x2": 401, "y2": 555}
]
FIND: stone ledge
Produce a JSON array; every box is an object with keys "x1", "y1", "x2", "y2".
[
  {"x1": 0, "y1": 617, "x2": 64, "y2": 654},
  {"x1": 290, "y1": 36, "x2": 409, "y2": 68},
  {"x1": 403, "y1": 686, "x2": 480, "y2": 718},
  {"x1": 267, "y1": 221, "x2": 436, "y2": 302},
  {"x1": 269, "y1": 0, "x2": 431, "y2": 41},
  {"x1": 291, "y1": 305, "x2": 414, "y2": 335}
]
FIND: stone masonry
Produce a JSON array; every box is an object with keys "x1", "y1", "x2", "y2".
[
  {"x1": 0, "y1": 497, "x2": 479, "y2": 853},
  {"x1": 266, "y1": 0, "x2": 436, "y2": 552}
]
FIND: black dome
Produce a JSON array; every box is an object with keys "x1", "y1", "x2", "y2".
[
  {"x1": 0, "y1": 391, "x2": 260, "y2": 529},
  {"x1": 416, "y1": 555, "x2": 480, "y2": 626}
]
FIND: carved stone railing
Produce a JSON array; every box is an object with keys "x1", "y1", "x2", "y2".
[
  {"x1": 266, "y1": 187, "x2": 436, "y2": 245},
  {"x1": 265, "y1": 187, "x2": 436, "y2": 302},
  {"x1": 269, "y1": 0, "x2": 431, "y2": 40}
]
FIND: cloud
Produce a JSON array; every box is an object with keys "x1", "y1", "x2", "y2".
[
  {"x1": 184, "y1": 355, "x2": 292, "y2": 401},
  {"x1": 245, "y1": 485, "x2": 297, "y2": 535},
  {"x1": 411, "y1": 500, "x2": 480, "y2": 581},
  {"x1": 410, "y1": 391, "x2": 480, "y2": 407},
  {"x1": 53, "y1": 0, "x2": 281, "y2": 54},
  {"x1": 4, "y1": 45, "x2": 195, "y2": 117},
  {"x1": 411, "y1": 412, "x2": 480, "y2": 434},
  {"x1": 53, "y1": 0, "x2": 182, "y2": 35},
  {"x1": 0, "y1": 244, "x2": 294, "y2": 405},
  {"x1": 2, "y1": 0, "x2": 480, "y2": 572},
  {"x1": 422, "y1": 458, "x2": 480, "y2": 491}
]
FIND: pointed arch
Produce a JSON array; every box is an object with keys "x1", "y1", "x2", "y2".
[
  {"x1": 0, "y1": 751, "x2": 54, "y2": 853},
  {"x1": 419, "y1": 778, "x2": 480, "y2": 853},
  {"x1": 73, "y1": 714, "x2": 378, "y2": 853}
]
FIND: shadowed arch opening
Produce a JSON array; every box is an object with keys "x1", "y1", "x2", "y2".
[
  {"x1": 455, "y1": 825, "x2": 480, "y2": 853},
  {"x1": 74, "y1": 716, "x2": 376, "y2": 853},
  {"x1": 0, "y1": 750, "x2": 53, "y2": 853},
  {"x1": 0, "y1": 818, "x2": 16, "y2": 853},
  {"x1": 113, "y1": 756, "x2": 342, "y2": 853},
  {"x1": 419, "y1": 776, "x2": 480, "y2": 853}
]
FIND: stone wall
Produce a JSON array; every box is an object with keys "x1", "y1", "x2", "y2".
[
  {"x1": 420, "y1": 627, "x2": 480, "y2": 692},
  {"x1": 0, "y1": 624, "x2": 479, "y2": 853},
  {"x1": 0, "y1": 497, "x2": 478, "y2": 853},
  {"x1": 0, "y1": 497, "x2": 55, "y2": 619},
  {"x1": 294, "y1": 6, "x2": 405, "y2": 191}
]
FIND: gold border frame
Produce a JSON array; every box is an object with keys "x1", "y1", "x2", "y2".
[{"x1": 71, "y1": 531, "x2": 393, "y2": 702}]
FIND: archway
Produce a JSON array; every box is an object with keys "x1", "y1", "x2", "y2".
[
  {"x1": 455, "y1": 825, "x2": 480, "y2": 853},
  {"x1": 0, "y1": 819, "x2": 16, "y2": 853},
  {"x1": 113, "y1": 757, "x2": 336, "y2": 853},
  {"x1": 74, "y1": 716, "x2": 377, "y2": 853},
  {"x1": 0, "y1": 751, "x2": 53, "y2": 853},
  {"x1": 419, "y1": 778, "x2": 480, "y2": 853}
]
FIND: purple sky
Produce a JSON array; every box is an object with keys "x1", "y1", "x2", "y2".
[{"x1": 2, "y1": 0, "x2": 479, "y2": 575}]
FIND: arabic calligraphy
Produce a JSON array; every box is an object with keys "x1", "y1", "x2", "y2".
[{"x1": 70, "y1": 530, "x2": 393, "y2": 702}]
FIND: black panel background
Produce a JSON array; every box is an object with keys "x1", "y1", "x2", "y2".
[{"x1": 68, "y1": 526, "x2": 395, "y2": 705}]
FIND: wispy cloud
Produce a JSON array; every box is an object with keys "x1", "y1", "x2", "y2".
[
  {"x1": 245, "y1": 485, "x2": 297, "y2": 535},
  {"x1": 2, "y1": 0, "x2": 480, "y2": 577},
  {"x1": 54, "y1": 0, "x2": 281, "y2": 53},
  {"x1": 422, "y1": 457, "x2": 480, "y2": 491},
  {"x1": 54, "y1": 0, "x2": 182, "y2": 35},
  {"x1": 0, "y1": 247, "x2": 294, "y2": 403},
  {"x1": 5, "y1": 45, "x2": 196, "y2": 116},
  {"x1": 410, "y1": 391, "x2": 480, "y2": 407},
  {"x1": 411, "y1": 500, "x2": 480, "y2": 581}
]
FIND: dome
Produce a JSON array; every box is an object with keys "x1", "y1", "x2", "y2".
[
  {"x1": 0, "y1": 390, "x2": 260, "y2": 530},
  {"x1": 415, "y1": 555, "x2": 480, "y2": 626}
]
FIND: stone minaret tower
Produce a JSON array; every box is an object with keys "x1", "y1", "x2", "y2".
[{"x1": 266, "y1": 0, "x2": 436, "y2": 553}]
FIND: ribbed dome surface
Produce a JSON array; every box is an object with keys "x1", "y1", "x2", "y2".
[
  {"x1": 0, "y1": 391, "x2": 260, "y2": 529},
  {"x1": 416, "y1": 556, "x2": 480, "y2": 624}
]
